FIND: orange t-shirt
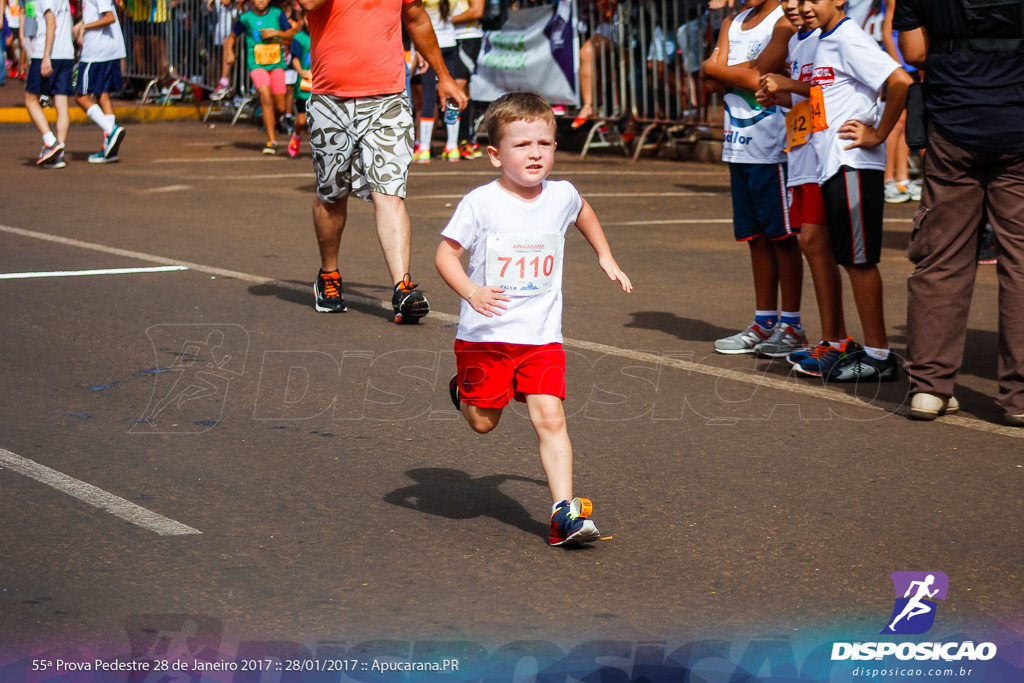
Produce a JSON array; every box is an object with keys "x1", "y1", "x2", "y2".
[{"x1": 306, "y1": 0, "x2": 415, "y2": 98}]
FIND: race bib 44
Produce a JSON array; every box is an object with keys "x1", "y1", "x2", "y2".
[{"x1": 485, "y1": 233, "x2": 563, "y2": 296}]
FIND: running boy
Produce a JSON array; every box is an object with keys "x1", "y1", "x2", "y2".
[
  {"x1": 24, "y1": 0, "x2": 72, "y2": 167},
  {"x1": 435, "y1": 92, "x2": 632, "y2": 547},
  {"x1": 72, "y1": 0, "x2": 127, "y2": 164},
  {"x1": 700, "y1": 0, "x2": 807, "y2": 359},
  {"x1": 226, "y1": 0, "x2": 295, "y2": 154},
  {"x1": 287, "y1": 10, "x2": 309, "y2": 158},
  {"x1": 802, "y1": 0, "x2": 911, "y2": 381},
  {"x1": 757, "y1": 0, "x2": 850, "y2": 376}
]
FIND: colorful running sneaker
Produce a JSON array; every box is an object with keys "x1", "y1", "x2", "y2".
[
  {"x1": 448, "y1": 374, "x2": 461, "y2": 411},
  {"x1": 313, "y1": 270, "x2": 347, "y2": 313},
  {"x1": 884, "y1": 180, "x2": 910, "y2": 204},
  {"x1": 755, "y1": 324, "x2": 808, "y2": 358},
  {"x1": 37, "y1": 141, "x2": 65, "y2": 166},
  {"x1": 442, "y1": 146, "x2": 460, "y2": 162},
  {"x1": 88, "y1": 151, "x2": 117, "y2": 164},
  {"x1": 210, "y1": 83, "x2": 232, "y2": 101},
  {"x1": 392, "y1": 273, "x2": 430, "y2": 324},
  {"x1": 794, "y1": 339, "x2": 855, "y2": 377},
  {"x1": 104, "y1": 125, "x2": 126, "y2": 160},
  {"x1": 714, "y1": 322, "x2": 775, "y2": 355},
  {"x1": 288, "y1": 133, "x2": 300, "y2": 157},
  {"x1": 412, "y1": 143, "x2": 431, "y2": 164},
  {"x1": 549, "y1": 497, "x2": 601, "y2": 546},
  {"x1": 907, "y1": 178, "x2": 922, "y2": 202},
  {"x1": 787, "y1": 344, "x2": 817, "y2": 365},
  {"x1": 827, "y1": 346, "x2": 899, "y2": 383},
  {"x1": 41, "y1": 151, "x2": 67, "y2": 169},
  {"x1": 263, "y1": 141, "x2": 278, "y2": 155},
  {"x1": 459, "y1": 141, "x2": 482, "y2": 159}
]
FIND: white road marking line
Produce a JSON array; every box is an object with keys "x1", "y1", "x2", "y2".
[
  {"x1": 155, "y1": 156, "x2": 289, "y2": 163},
  {"x1": 0, "y1": 265, "x2": 188, "y2": 280},
  {"x1": 143, "y1": 185, "x2": 193, "y2": 194},
  {"x1": 1, "y1": 223, "x2": 1017, "y2": 439},
  {"x1": 416, "y1": 192, "x2": 723, "y2": 200},
  {"x1": 0, "y1": 447, "x2": 202, "y2": 536},
  {"x1": 603, "y1": 218, "x2": 914, "y2": 226}
]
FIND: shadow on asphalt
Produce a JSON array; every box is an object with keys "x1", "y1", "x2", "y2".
[
  {"x1": 383, "y1": 468, "x2": 551, "y2": 541},
  {"x1": 248, "y1": 280, "x2": 397, "y2": 321},
  {"x1": 625, "y1": 310, "x2": 729, "y2": 342}
]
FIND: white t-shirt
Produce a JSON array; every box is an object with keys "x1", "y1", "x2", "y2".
[
  {"x1": 441, "y1": 180, "x2": 584, "y2": 345},
  {"x1": 785, "y1": 28, "x2": 819, "y2": 187},
  {"x1": 722, "y1": 5, "x2": 787, "y2": 164},
  {"x1": 452, "y1": 0, "x2": 482, "y2": 40},
  {"x1": 810, "y1": 17, "x2": 898, "y2": 183},
  {"x1": 32, "y1": 0, "x2": 73, "y2": 60},
  {"x1": 81, "y1": 0, "x2": 126, "y2": 62},
  {"x1": 424, "y1": 0, "x2": 456, "y2": 48}
]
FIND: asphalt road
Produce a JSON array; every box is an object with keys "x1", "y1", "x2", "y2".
[{"x1": 0, "y1": 119, "x2": 1020, "y2": 678}]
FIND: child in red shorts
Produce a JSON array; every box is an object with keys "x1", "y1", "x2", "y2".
[{"x1": 435, "y1": 91, "x2": 632, "y2": 547}]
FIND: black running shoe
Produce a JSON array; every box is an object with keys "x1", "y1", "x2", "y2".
[
  {"x1": 314, "y1": 270, "x2": 347, "y2": 313},
  {"x1": 448, "y1": 374, "x2": 461, "y2": 411},
  {"x1": 827, "y1": 347, "x2": 899, "y2": 383},
  {"x1": 392, "y1": 273, "x2": 429, "y2": 324}
]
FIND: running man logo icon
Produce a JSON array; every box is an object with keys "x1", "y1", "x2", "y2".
[{"x1": 881, "y1": 571, "x2": 949, "y2": 635}]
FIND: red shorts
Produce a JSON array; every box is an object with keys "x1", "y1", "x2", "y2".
[
  {"x1": 789, "y1": 182, "x2": 828, "y2": 228},
  {"x1": 454, "y1": 340, "x2": 566, "y2": 409}
]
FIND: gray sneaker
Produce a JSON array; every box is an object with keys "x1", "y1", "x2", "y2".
[
  {"x1": 884, "y1": 180, "x2": 910, "y2": 204},
  {"x1": 907, "y1": 178, "x2": 922, "y2": 202},
  {"x1": 755, "y1": 324, "x2": 808, "y2": 358},
  {"x1": 714, "y1": 322, "x2": 775, "y2": 355}
]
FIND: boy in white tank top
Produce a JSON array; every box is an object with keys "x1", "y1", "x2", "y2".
[{"x1": 701, "y1": 0, "x2": 808, "y2": 359}]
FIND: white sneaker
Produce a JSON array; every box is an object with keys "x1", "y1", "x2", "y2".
[
  {"x1": 907, "y1": 178, "x2": 922, "y2": 202},
  {"x1": 909, "y1": 393, "x2": 960, "y2": 420},
  {"x1": 884, "y1": 180, "x2": 911, "y2": 204}
]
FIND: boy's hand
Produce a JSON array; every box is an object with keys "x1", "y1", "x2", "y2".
[
  {"x1": 839, "y1": 119, "x2": 884, "y2": 150},
  {"x1": 755, "y1": 87, "x2": 777, "y2": 108},
  {"x1": 467, "y1": 286, "x2": 511, "y2": 317},
  {"x1": 599, "y1": 255, "x2": 632, "y2": 293},
  {"x1": 760, "y1": 73, "x2": 781, "y2": 94},
  {"x1": 259, "y1": 28, "x2": 278, "y2": 39},
  {"x1": 41, "y1": 56, "x2": 52, "y2": 77}
]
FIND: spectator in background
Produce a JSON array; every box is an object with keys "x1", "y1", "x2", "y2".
[
  {"x1": 451, "y1": 0, "x2": 483, "y2": 158},
  {"x1": 25, "y1": 0, "x2": 74, "y2": 167},
  {"x1": 896, "y1": 0, "x2": 1024, "y2": 425}
]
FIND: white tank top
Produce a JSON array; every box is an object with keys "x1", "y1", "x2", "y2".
[{"x1": 722, "y1": 5, "x2": 787, "y2": 164}]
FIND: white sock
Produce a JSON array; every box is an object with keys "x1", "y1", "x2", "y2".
[
  {"x1": 106, "y1": 114, "x2": 117, "y2": 131},
  {"x1": 419, "y1": 119, "x2": 434, "y2": 150},
  {"x1": 445, "y1": 120, "x2": 459, "y2": 150},
  {"x1": 87, "y1": 104, "x2": 115, "y2": 135},
  {"x1": 864, "y1": 346, "x2": 890, "y2": 360},
  {"x1": 218, "y1": 77, "x2": 229, "y2": 87},
  {"x1": 42, "y1": 131, "x2": 57, "y2": 147}
]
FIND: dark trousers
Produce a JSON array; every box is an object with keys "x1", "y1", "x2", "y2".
[{"x1": 906, "y1": 123, "x2": 1024, "y2": 416}]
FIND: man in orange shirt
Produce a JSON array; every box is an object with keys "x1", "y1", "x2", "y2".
[{"x1": 299, "y1": 0, "x2": 468, "y2": 323}]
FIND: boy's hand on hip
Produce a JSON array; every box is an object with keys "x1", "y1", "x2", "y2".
[
  {"x1": 468, "y1": 287, "x2": 511, "y2": 317},
  {"x1": 599, "y1": 255, "x2": 632, "y2": 293},
  {"x1": 839, "y1": 120, "x2": 883, "y2": 150}
]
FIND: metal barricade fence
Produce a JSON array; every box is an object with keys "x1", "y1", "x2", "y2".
[
  {"x1": 120, "y1": 0, "x2": 249, "y2": 114},
  {"x1": 577, "y1": 0, "x2": 720, "y2": 160}
]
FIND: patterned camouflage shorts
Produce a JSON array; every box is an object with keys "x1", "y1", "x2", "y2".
[{"x1": 308, "y1": 92, "x2": 414, "y2": 203}]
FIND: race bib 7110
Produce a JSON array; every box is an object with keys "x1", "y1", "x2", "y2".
[{"x1": 485, "y1": 233, "x2": 563, "y2": 296}]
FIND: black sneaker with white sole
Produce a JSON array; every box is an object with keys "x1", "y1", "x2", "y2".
[
  {"x1": 392, "y1": 273, "x2": 429, "y2": 324},
  {"x1": 314, "y1": 269, "x2": 347, "y2": 313},
  {"x1": 827, "y1": 349, "x2": 899, "y2": 382}
]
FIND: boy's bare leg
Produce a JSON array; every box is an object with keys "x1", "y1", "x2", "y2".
[
  {"x1": 748, "y1": 235, "x2": 780, "y2": 311},
  {"x1": 25, "y1": 92, "x2": 53, "y2": 137},
  {"x1": 53, "y1": 94, "x2": 70, "y2": 143},
  {"x1": 799, "y1": 223, "x2": 846, "y2": 341},
  {"x1": 773, "y1": 235, "x2": 803, "y2": 314},
  {"x1": 313, "y1": 195, "x2": 348, "y2": 272},
  {"x1": 257, "y1": 85, "x2": 276, "y2": 144},
  {"x1": 526, "y1": 394, "x2": 572, "y2": 504},
  {"x1": 845, "y1": 264, "x2": 887, "y2": 349},
  {"x1": 370, "y1": 192, "x2": 412, "y2": 285},
  {"x1": 461, "y1": 403, "x2": 502, "y2": 434}
]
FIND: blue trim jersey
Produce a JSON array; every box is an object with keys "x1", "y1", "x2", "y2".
[{"x1": 722, "y1": 5, "x2": 787, "y2": 164}]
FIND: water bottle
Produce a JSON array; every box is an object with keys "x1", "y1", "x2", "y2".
[{"x1": 443, "y1": 98, "x2": 460, "y2": 125}]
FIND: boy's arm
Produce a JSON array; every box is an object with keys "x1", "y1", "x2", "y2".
[
  {"x1": 73, "y1": 8, "x2": 115, "y2": 44},
  {"x1": 435, "y1": 238, "x2": 511, "y2": 317},
  {"x1": 760, "y1": 72, "x2": 811, "y2": 99},
  {"x1": 700, "y1": 17, "x2": 732, "y2": 94},
  {"x1": 838, "y1": 67, "x2": 912, "y2": 150},
  {"x1": 574, "y1": 199, "x2": 632, "y2": 293},
  {"x1": 451, "y1": 0, "x2": 482, "y2": 24},
  {"x1": 703, "y1": 16, "x2": 795, "y2": 93}
]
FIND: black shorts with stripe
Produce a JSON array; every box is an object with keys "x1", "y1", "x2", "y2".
[{"x1": 821, "y1": 166, "x2": 884, "y2": 266}]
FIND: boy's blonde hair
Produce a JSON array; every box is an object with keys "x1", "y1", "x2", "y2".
[{"x1": 484, "y1": 92, "x2": 557, "y2": 147}]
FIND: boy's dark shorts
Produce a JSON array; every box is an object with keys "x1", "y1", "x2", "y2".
[
  {"x1": 729, "y1": 162, "x2": 798, "y2": 241},
  {"x1": 821, "y1": 166, "x2": 885, "y2": 266},
  {"x1": 76, "y1": 59, "x2": 123, "y2": 97},
  {"x1": 27, "y1": 58, "x2": 75, "y2": 97}
]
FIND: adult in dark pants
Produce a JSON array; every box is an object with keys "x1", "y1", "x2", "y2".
[{"x1": 895, "y1": 0, "x2": 1024, "y2": 424}]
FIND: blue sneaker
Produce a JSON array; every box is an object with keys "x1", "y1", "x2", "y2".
[
  {"x1": 448, "y1": 374, "x2": 461, "y2": 411},
  {"x1": 787, "y1": 344, "x2": 817, "y2": 365},
  {"x1": 549, "y1": 498, "x2": 600, "y2": 546},
  {"x1": 795, "y1": 338, "x2": 858, "y2": 378},
  {"x1": 104, "y1": 125, "x2": 126, "y2": 160}
]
